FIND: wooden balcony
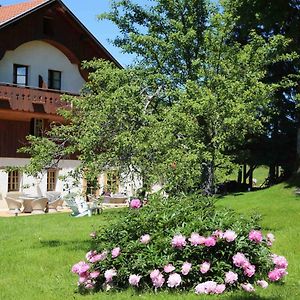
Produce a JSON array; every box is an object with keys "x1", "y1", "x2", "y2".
[{"x1": 0, "y1": 83, "x2": 76, "y2": 115}]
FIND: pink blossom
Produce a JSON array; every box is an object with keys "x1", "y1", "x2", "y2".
[
  {"x1": 130, "y1": 199, "x2": 142, "y2": 209},
  {"x1": 268, "y1": 268, "x2": 288, "y2": 281},
  {"x1": 85, "y1": 280, "x2": 94, "y2": 289},
  {"x1": 232, "y1": 252, "x2": 249, "y2": 268},
  {"x1": 85, "y1": 250, "x2": 97, "y2": 261},
  {"x1": 225, "y1": 271, "x2": 238, "y2": 284},
  {"x1": 171, "y1": 234, "x2": 186, "y2": 249},
  {"x1": 129, "y1": 274, "x2": 141, "y2": 286},
  {"x1": 223, "y1": 230, "x2": 237, "y2": 242},
  {"x1": 181, "y1": 262, "x2": 192, "y2": 275},
  {"x1": 257, "y1": 280, "x2": 268, "y2": 288},
  {"x1": 152, "y1": 273, "x2": 165, "y2": 288},
  {"x1": 140, "y1": 234, "x2": 151, "y2": 244},
  {"x1": 241, "y1": 283, "x2": 255, "y2": 292},
  {"x1": 150, "y1": 269, "x2": 161, "y2": 280},
  {"x1": 249, "y1": 230, "x2": 263, "y2": 243},
  {"x1": 111, "y1": 247, "x2": 121, "y2": 258},
  {"x1": 167, "y1": 273, "x2": 182, "y2": 288},
  {"x1": 195, "y1": 281, "x2": 217, "y2": 294},
  {"x1": 71, "y1": 261, "x2": 90, "y2": 275},
  {"x1": 215, "y1": 284, "x2": 226, "y2": 294},
  {"x1": 204, "y1": 236, "x2": 217, "y2": 247},
  {"x1": 243, "y1": 263, "x2": 256, "y2": 277},
  {"x1": 272, "y1": 254, "x2": 288, "y2": 269},
  {"x1": 164, "y1": 263, "x2": 175, "y2": 273},
  {"x1": 78, "y1": 274, "x2": 89, "y2": 284},
  {"x1": 212, "y1": 230, "x2": 224, "y2": 239},
  {"x1": 189, "y1": 232, "x2": 206, "y2": 246},
  {"x1": 266, "y1": 233, "x2": 275, "y2": 246},
  {"x1": 200, "y1": 261, "x2": 211, "y2": 274},
  {"x1": 104, "y1": 269, "x2": 117, "y2": 282},
  {"x1": 89, "y1": 250, "x2": 108, "y2": 263},
  {"x1": 90, "y1": 271, "x2": 100, "y2": 279}
]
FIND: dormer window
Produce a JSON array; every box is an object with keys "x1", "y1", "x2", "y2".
[
  {"x1": 13, "y1": 64, "x2": 28, "y2": 86},
  {"x1": 48, "y1": 70, "x2": 61, "y2": 90}
]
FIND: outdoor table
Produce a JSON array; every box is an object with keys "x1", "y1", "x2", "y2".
[{"x1": 19, "y1": 196, "x2": 40, "y2": 213}]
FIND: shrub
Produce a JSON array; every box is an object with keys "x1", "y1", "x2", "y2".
[{"x1": 71, "y1": 194, "x2": 288, "y2": 294}]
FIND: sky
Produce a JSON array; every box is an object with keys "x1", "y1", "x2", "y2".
[{"x1": 1, "y1": 0, "x2": 148, "y2": 66}]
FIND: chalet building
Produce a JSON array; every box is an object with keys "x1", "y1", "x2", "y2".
[{"x1": 0, "y1": 0, "x2": 139, "y2": 209}]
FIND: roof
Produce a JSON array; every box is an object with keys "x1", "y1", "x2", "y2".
[
  {"x1": 0, "y1": 0, "x2": 48, "y2": 24},
  {"x1": 0, "y1": 0, "x2": 122, "y2": 67}
]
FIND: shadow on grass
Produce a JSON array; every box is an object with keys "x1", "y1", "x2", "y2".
[
  {"x1": 226, "y1": 295, "x2": 282, "y2": 300},
  {"x1": 38, "y1": 239, "x2": 91, "y2": 251}
]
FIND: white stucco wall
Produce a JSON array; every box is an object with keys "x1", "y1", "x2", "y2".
[{"x1": 0, "y1": 40, "x2": 85, "y2": 93}]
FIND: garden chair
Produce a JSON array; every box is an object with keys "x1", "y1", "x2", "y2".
[
  {"x1": 31, "y1": 198, "x2": 48, "y2": 214},
  {"x1": 48, "y1": 197, "x2": 62, "y2": 213},
  {"x1": 64, "y1": 194, "x2": 89, "y2": 217},
  {"x1": 87, "y1": 194, "x2": 103, "y2": 214},
  {"x1": 5, "y1": 196, "x2": 22, "y2": 214}
]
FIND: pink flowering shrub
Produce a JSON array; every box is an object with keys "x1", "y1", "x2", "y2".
[{"x1": 72, "y1": 194, "x2": 288, "y2": 294}]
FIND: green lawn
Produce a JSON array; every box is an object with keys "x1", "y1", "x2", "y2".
[{"x1": 1, "y1": 183, "x2": 300, "y2": 299}]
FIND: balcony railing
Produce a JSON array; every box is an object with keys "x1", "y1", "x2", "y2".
[{"x1": 0, "y1": 83, "x2": 76, "y2": 114}]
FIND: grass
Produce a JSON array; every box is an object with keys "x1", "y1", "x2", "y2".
[{"x1": 1, "y1": 182, "x2": 300, "y2": 299}]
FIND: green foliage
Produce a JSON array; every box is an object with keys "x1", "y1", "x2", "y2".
[{"x1": 81, "y1": 194, "x2": 274, "y2": 292}]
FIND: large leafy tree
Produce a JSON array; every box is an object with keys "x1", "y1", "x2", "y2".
[
  {"x1": 21, "y1": 0, "x2": 297, "y2": 196},
  {"x1": 229, "y1": 0, "x2": 300, "y2": 181}
]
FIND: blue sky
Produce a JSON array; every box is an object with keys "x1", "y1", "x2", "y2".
[{"x1": 1, "y1": 0, "x2": 149, "y2": 66}]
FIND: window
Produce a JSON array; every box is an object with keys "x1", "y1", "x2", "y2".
[
  {"x1": 48, "y1": 70, "x2": 61, "y2": 90},
  {"x1": 47, "y1": 170, "x2": 57, "y2": 191},
  {"x1": 8, "y1": 170, "x2": 20, "y2": 192},
  {"x1": 13, "y1": 64, "x2": 28, "y2": 86},
  {"x1": 104, "y1": 171, "x2": 119, "y2": 193},
  {"x1": 30, "y1": 118, "x2": 44, "y2": 137}
]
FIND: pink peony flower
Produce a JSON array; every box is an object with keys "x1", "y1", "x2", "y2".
[
  {"x1": 85, "y1": 250, "x2": 97, "y2": 261},
  {"x1": 111, "y1": 247, "x2": 121, "y2": 258},
  {"x1": 129, "y1": 274, "x2": 141, "y2": 286},
  {"x1": 89, "y1": 250, "x2": 108, "y2": 263},
  {"x1": 241, "y1": 283, "x2": 255, "y2": 292},
  {"x1": 195, "y1": 281, "x2": 217, "y2": 294},
  {"x1": 152, "y1": 273, "x2": 165, "y2": 288},
  {"x1": 204, "y1": 236, "x2": 217, "y2": 247},
  {"x1": 104, "y1": 269, "x2": 117, "y2": 282},
  {"x1": 243, "y1": 263, "x2": 256, "y2": 277},
  {"x1": 71, "y1": 261, "x2": 90, "y2": 275},
  {"x1": 249, "y1": 230, "x2": 263, "y2": 243},
  {"x1": 181, "y1": 262, "x2": 192, "y2": 275},
  {"x1": 223, "y1": 230, "x2": 237, "y2": 242},
  {"x1": 232, "y1": 252, "x2": 249, "y2": 268},
  {"x1": 90, "y1": 271, "x2": 100, "y2": 278},
  {"x1": 130, "y1": 199, "x2": 142, "y2": 209},
  {"x1": 225, "y1": 271, "x2": 238, "y2": 284},
  {"x1": 171, "y1": 234, "x2": 186, "y2": 249},
  {"x1": 167, "y1": 273, "x2": 182, "y2": 288},
  {"x1": 189, "y1": 232, "x2": 206, "y2": 246},
  {"x1": 266, "y1": 233, "x2": 275, "y2": 246},
  {"x1": 272, "y1": 254, "x2": 288, "y2": 269},
  {"x1": 78, "y1": 274, "x2": 89, "y2": 284},
  {"x1": 85, "y1": 280, "x2": 94, "y2": 289},
  {"x1": 140, "y1": 234, "x2": 151, "y2": 244},
  {"x1": 200, "y1": 261, "x2": 211, "y2": 274},
  {"x1": 164, "y1": 263, "x2": 175, "y2": 273},
  {"x1": 268, "y1": 268, "x2": 288, "y2": 281},
  {"x1": 212, "y1": 230, "x2": 224, "y2": 239},
  {"x1": 257, "y1": 280, "x2": 268, "y2": 289},
  {"x1": 150, "y1": 269, "x2": 161, "y2": 280},
  {"x1": 215, "y1": 284, "x2": 226, "y2": 294}
]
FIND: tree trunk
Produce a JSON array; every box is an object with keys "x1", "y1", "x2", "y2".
[{"x1": 202, "y1": 161, "x2": 215, "y2": 196}]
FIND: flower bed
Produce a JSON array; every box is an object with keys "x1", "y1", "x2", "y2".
[{"x1": 72, "y1": 195, "x2": 288, "y2": 295}]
